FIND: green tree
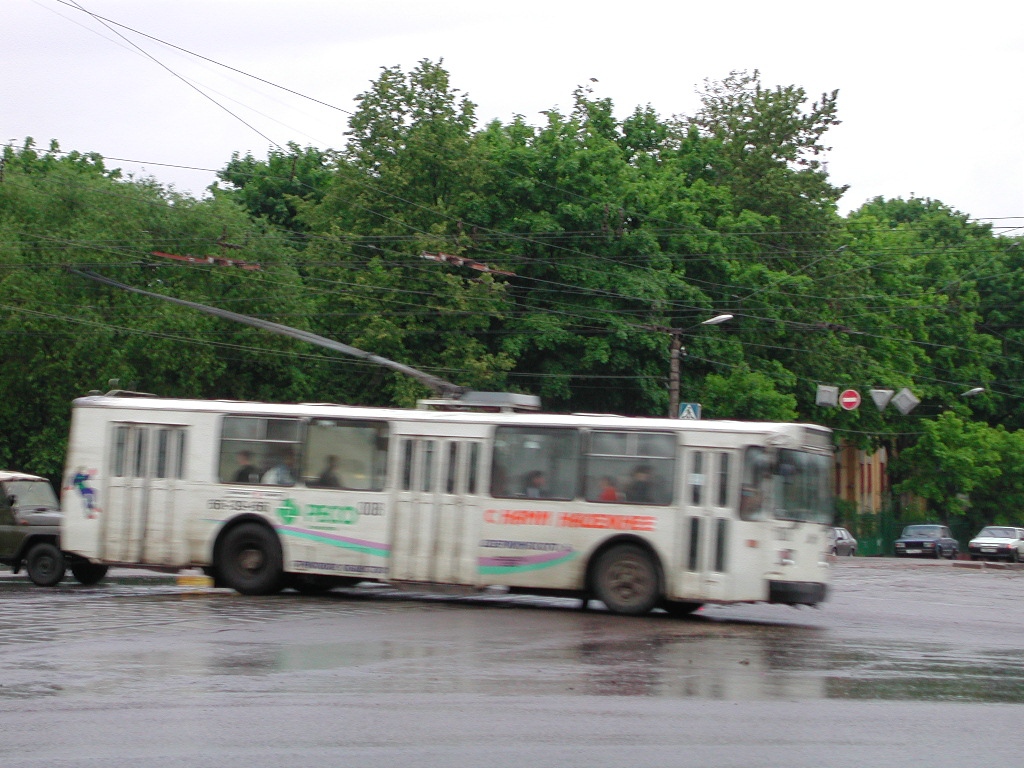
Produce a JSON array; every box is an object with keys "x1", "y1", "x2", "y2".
[
  {"x1": 968, "y1": 427, "x2": 1024, "y2": 528},
  {"x1": 298, "y1": 60, "x2": 513, "y2": 405},
  {"x1": 212, "y1": 142, "x2": 333, "y2": 232},
  {"x1": 0, "y1": 140, "x2": 317, "y2": 477},
  {"x1": 699, "y1": 366, "x2": 798, "y2": 421},
  {"x1": 892, "y1": 411, "x2": 1002, "y2": 523},
  {"x1": 465, "y1": 87, "x2": 734, "y2": 415},
  {"x1": 970, "y1": 232, "x2": 1024, "y2": 430},
  {"x1": 689, "y1": 69, "x2": 846, "y2": 244},
  {"x1": 826, "y1": 197, "x2": 1002, "y2": 450}
]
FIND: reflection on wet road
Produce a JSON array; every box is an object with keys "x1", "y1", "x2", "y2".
[{"x1": 3, "y1": 560, "x2": 1023, "y2": 705}]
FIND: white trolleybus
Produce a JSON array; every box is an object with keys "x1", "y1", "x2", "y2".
[{"x1": 60, "y1": 392, "x2": 834, "y2": 615}]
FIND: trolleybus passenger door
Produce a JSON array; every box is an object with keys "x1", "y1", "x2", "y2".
[
  {"x1": 104, "y1": 424, "x2": 148, "y2": 563},
  {"x1": 141, "y1": 426, "x2": 187, "y2": 565},
  {"x1": 433, "y1": 439, "x2": 481, "y2": 585},
  {"x1": 676, "y1": 448, "x2": 736, "y2": 602},
  {"x1": 104, "y1": 423, "x2": 186, "y2": 565},
  {"x1": 391, "y1": 437, "x2": 436, "y2": 582},
  {"x1": 391, "y1": 437, "x2": 479, "y2": 586}
]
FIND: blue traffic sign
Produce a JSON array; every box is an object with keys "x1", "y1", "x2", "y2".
[{"x1": 679, "y1": 402, "x2": 702, "y2": 419}]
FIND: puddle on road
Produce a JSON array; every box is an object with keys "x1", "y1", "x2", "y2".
[
  {"x1": 67, "y1": 628, "x2": 1024, "y2": 702},
  {"x1": 3, "y1": 578, "x2": 1024, "y2": 703},
  {"x1": 824, "y1": 645, "x2": 1024, "y2": 702}
]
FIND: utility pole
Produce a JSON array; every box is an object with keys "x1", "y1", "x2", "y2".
[
  {"x1": 640, "y1": 314, "x2": 733, "y2": 419},
  {"x1": 668, "y1": 329, "x2": 683, "y2": 420}
]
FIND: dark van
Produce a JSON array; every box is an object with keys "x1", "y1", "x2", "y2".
[{"x1": 0, "y1": 471, "x2": 107, "y2": 586}]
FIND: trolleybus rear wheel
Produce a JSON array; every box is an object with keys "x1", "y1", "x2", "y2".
[
  {"x1": 592, "y1": 544, "x2": 660, "y2": 616},
  {"x1": 217, "y1": 523, "x2": 285, "y2": 595},
  {"x1": 288, "y1": 574, "x2": 336, "y2": 594},
  {"x1": 70, "y1": 562, "x2": 109, "y2": 585}
]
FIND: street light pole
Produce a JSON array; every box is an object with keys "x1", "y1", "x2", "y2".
[{"x1": 668, "y1": 314, "x2": 733, "y2": 419}]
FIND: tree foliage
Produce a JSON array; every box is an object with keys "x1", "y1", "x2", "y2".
[
  {"x1": 0, "y1": 140, "x2": 316, "y2": 478},
  {"x1": 2, "y1": 63, "x2": 1022, "y2": 521},
  {"x1": 893, "y1": 412, "x2": 1006, "y2": 527}
]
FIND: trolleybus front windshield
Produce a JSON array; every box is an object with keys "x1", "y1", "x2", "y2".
[{"x1": 742, "y1": 446, "x2": 832, "y2": 524}]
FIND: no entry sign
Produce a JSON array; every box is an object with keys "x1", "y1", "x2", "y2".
[{"x1": 839, "y1": 389, "x2": 861, "y2": 410}]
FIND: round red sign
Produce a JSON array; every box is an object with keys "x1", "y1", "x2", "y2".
[{"x1": 839, "y1": 389, "x2": 861, "y2": 410}]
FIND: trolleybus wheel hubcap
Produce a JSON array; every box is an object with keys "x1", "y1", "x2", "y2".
[
  {"x1": 239, "y1": 547, "x2": 265, "y2": 572},
  {"x1": 594, "y1": 545, "x2": 659, "y2": 615}
]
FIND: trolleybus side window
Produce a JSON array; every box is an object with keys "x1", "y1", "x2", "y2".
[
  {"x1": 689, "y1": 451, "x2": 705, "y2": 506},
  {"x1": 133, "y1": 429, "x2": 148, "y2": 478},
  {"x1": 155, "y1": 429, "x2": 170, "y2": 479},
  {"x1": 112, "y1": 425, "x2": 129, "y2": 477},
  {"x1": 491, "y1": 427, "x2": 579, "y2": 500},
  {"x1": 111, "y1": 423, "x2": 185, "y2": 481},
  {"x1": 219, "y1": 416, "x2": 304, "y2": 486},
  {"x1": 400, "y1": 440, "x2": 414, "y2": 490},
  {"x1": 688, "y1": 517, "x2": 701, "y2": 571},
  {"x1": 421, "y1": 440, "x2": 436, "y2": 492},
  {"x1": 445, "y1": 442, "x2": 458, "y2": 493},
  {"x1": 584, "y1": 431, "x2": 675, "y2": 505},
  {"x1": 175, "y1": 429, "x2": 186, "y2": 480},
  {"x1": 714, "y1": 518, "x2": 729, "y2": 573},
  {"x1": 303, "y1": 419, "x2": 388, "y2": 491},
  {"x1": 739, "y1": 446, "x2": 771, "y2": 521},
  {"x1": 467, "y1": 442, "x2": 480, "y2": 495},
  {"x1": 715, "y1": 452, "x2": 731, "y2": 508},
  {"x1": 154, "y1": 428, "x2": 186, "y2": 479},
  {"x1": 437, "y1": 440, "x2": 482, "y2": 495}
]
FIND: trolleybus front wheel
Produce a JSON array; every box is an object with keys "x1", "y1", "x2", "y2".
[
  {"x1": 660, "y1": 599, "x2": 703, "y2": 617},
  {"x1": 217, "y1": 522, "x2": 285, "y2": 595},
  {"x1": 592, "y1": 544, "x2": 660, "y2": 616}
]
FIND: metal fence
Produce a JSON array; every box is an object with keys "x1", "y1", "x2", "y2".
[{"x1": 836, "y1": 499, "x2": 974, "y2": 557}]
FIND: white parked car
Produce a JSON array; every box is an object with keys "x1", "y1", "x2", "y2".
[{"x1": 967, "y1": 526, "x2": 1024, "y2": 562}]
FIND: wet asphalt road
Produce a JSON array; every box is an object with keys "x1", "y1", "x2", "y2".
[{"x1": 2, "y1": 558, "x2": 1022, "y2": 767}]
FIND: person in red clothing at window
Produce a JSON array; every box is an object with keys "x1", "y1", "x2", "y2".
[{"x1": 598, "y1": 475, "x2": 619, "y2": 502}]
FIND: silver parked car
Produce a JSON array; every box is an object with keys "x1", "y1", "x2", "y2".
[
  {"x1": 828, "y1": 527, "x2": 857, "y2": 556},
  {"x1": 967, "y1": 526, "x2": 1024, "y2": 562}
]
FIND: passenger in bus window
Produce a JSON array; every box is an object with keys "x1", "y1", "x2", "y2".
[
  {"x1": 598, "y1": 475, "x2": 620, "y2": 502},
  {"x1": 624, "y1": 465, "x2": 655, "y2": 503},
  {"x1": 233, "y1": 451, "x2": 262, "y2": 484},
  {"x1": 524, "y1": 470, "x2": 549, "y2": 498},
  {"x1": 262, "y1": 447, "x2": 297, "y2": 486},
  {"x1": 314, "y1": 455, "x2": 342, "y2": 488}
]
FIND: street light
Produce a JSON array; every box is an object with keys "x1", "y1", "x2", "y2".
[
  {"x1": 668, "y1": 314, "x2": 733, "y2": 419},
  {"x1": 961, "y1": 387, "x2": 985, "y2": 397}
]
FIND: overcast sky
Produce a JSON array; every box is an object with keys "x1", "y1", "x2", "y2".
[{"x1": 5, "y1": 0, "x2": 1023, "y2": 232}]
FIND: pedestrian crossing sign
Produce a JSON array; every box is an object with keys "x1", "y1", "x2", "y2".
[{"x1": 679, "y1": 402, "x2": 702, "y2": 420}]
